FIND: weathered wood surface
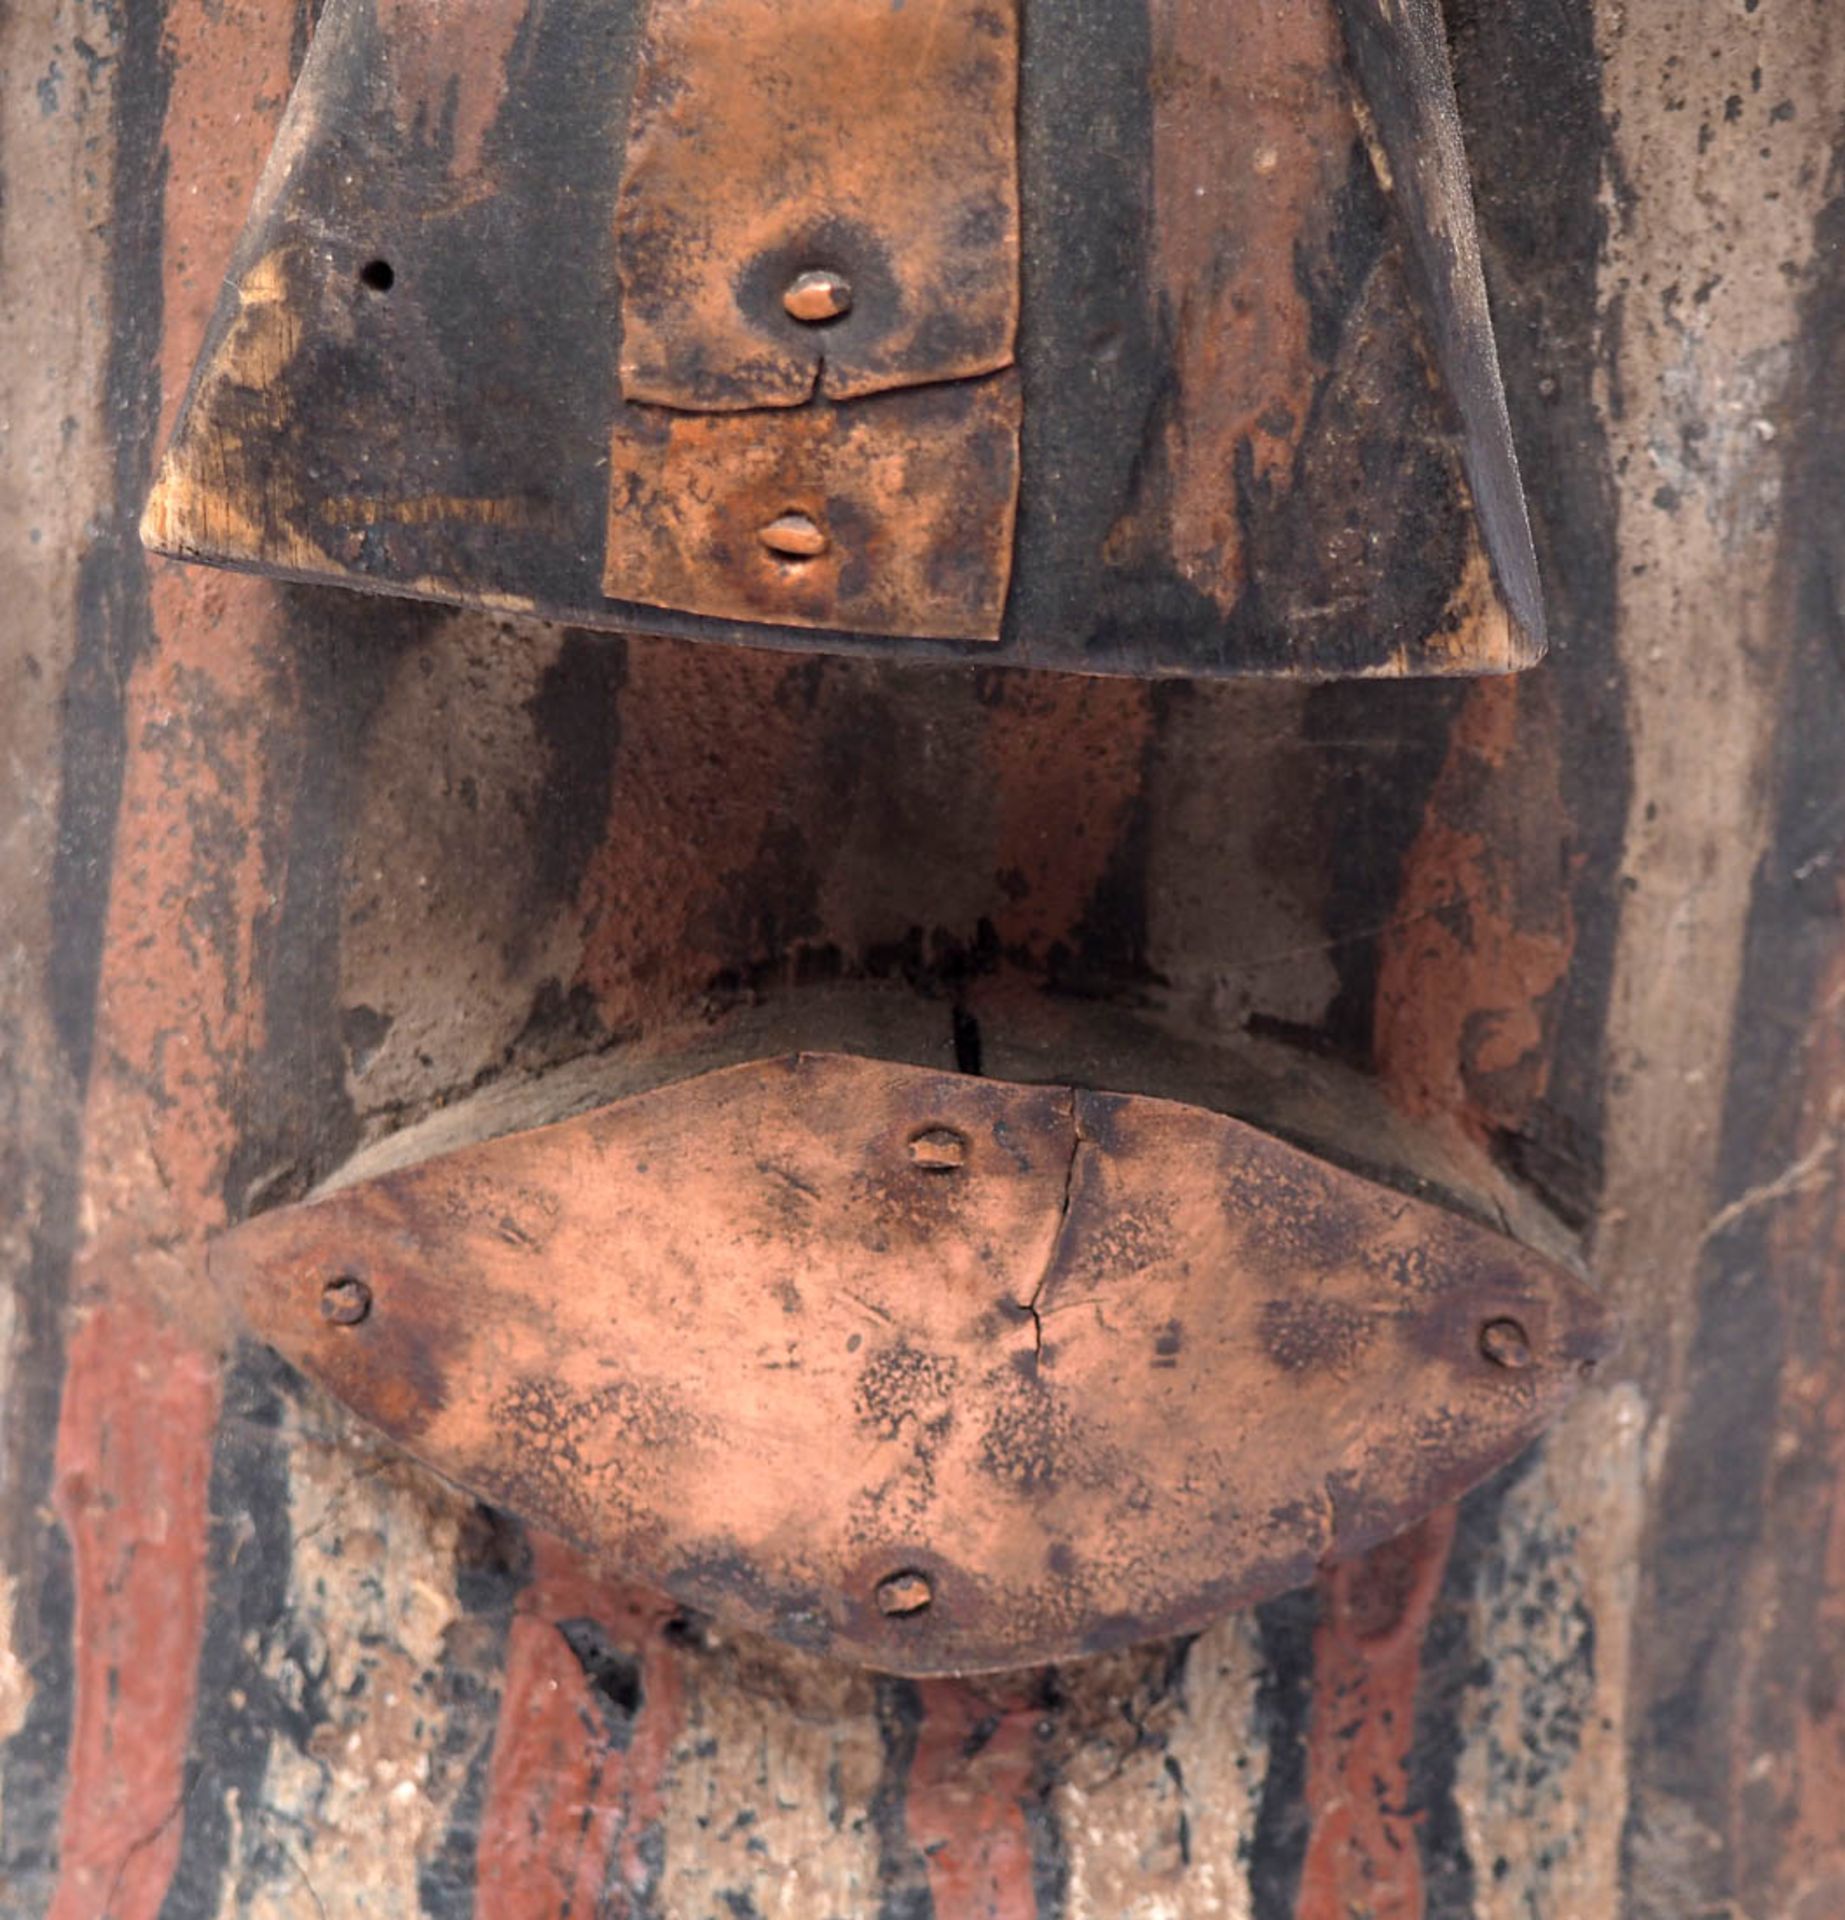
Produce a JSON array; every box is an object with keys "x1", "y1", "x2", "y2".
[
  {"x1": 2, "y1": 2, "x2": 1843, "y2": 1918},
  {"x1": 140, "y1": 0, "x2": 1537, "y2": 676}
]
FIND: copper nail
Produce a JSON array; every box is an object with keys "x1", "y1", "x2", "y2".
[
  {"x1": 1480, "y1": 1318, "x2": 1532, "y2": 1370},
  {"x1": 783, "y1": 268, "x2": 852, "y2": 323},
  {"x1": 321, "y1": 1275, "x2": 373, "y2": 1326},
  {"x1": 876, "y1": 1570, "x2": 934, "y2": 1618},
  {"x1": 908, "y1": 1127, "x2": 968, "y2": 1172},
  {"x1": 759, "y1": 511, "x2": 828, "y2": 560}
]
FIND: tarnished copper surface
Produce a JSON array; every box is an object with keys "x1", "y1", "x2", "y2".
[
  {"x1": 604, "y1": 377, "x2": 1020, "y2": 640},
  {"x1": 211, "y1": 1054, "x2": 1611, "y2": 1675},
  {"x1": 616, "y1": 0, "x2": 1019, "y2": 410},
  {"x1": 606, "y1": 0, "x2": 1024, "y2": 640}
]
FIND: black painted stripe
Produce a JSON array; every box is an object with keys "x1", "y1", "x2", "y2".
[
  {"x1": 418, "y1": 1510, "x2": 529, "y2": 1919},
  {"x1": 1408, "y1": 1463, "x2": 1529, "y2": 1912},
  {"x1": 871, "y1": 1677, "x2": 936, "y2": 1920},
  {"x1": 1620, "y1": 148, "x2": 1845, "y2": 1916},
  {"x1": 167, "y1": 580, "x2": 451, "y2": 1908},
  {"x1": 1024, "y1": 1670, "x2": 1072, "y2": 1920},
  {"x1": 1247, "y1": 1589, "x2": 1317, "y2": 1920},
  {"x1": 155, "y1": 1346, "x2": 304, "y2": 1920},
  {"x1": 1445, "y1": 0, "x2": 1628, "y2": 1224}
]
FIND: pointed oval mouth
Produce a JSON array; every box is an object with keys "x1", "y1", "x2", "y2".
[{"x1": 211, "y1": 1052, "x2": 1607, "y2": 1675}]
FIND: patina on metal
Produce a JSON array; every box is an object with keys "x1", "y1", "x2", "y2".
[
  {"x1": 604, "y1": 0, "x2": 1023, "y2": 637},
  {"x1": 141, "y1": 0, "x2": 1543, "y2": 676},
  {"x1": 615, "y1": 0, "x2": 1020, "y2": 409},
  {"x1": 605, "y1": 376, "x2": 1021, "y2": 639},
  {"x1": 211, "y1": 1053, "x2": 1612, "y2": 1676}
]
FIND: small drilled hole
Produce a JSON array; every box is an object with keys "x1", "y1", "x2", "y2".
[{"x1": 359, "y1": 258, "x2": 396, "y2": 293}]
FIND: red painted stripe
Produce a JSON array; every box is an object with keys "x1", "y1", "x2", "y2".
[
  {"x1": 905, "y1": 1678, "x2": 1041, "y2": 1920},
  {"x1": 46, "y1": 566, "x2": 293, "y2": 1920},
  {"x1": 983, "y1": 675, "x2": 1154, "y2": 970},
  {"x1": 1374, "y1": 676, "x2": 1571, "y2": 1139},
  {"x1": 573, "y1": 641, "x2": 826, "y2": 1027},
  {"x1": 476, "y1": 1533, "x2": 685, "y2": 1917},
  {"x1": 1295, "y1": 1508, "x2": 1457, "y2": 1920},
  {"x1": 46, "y1": 2, "x2": 301, "y2": 1906},
  {"x1": 46, "y1": 1301, "x2": 220, "y2": 1920}
]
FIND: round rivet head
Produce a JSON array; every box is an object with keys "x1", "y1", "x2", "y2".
[
  {"x1": 908, "y1": 1127, "x2": 968, "y2": 1172},
  {"x1": 759, "y1": 511, "x2": 828, "y2": 560},
  {"x1": 321, "y1": 1276, "x2": 373, "y2": 1326},
  {"x1": 1480, "y1": 1318, "x2": 1532, "y2": 1370},
  {"x1": 876, "y1": 1570, "x2": 934, "y2": 1618},
  {"x1": 783, "y1": 268, "x2": 852, "y2": 323}
]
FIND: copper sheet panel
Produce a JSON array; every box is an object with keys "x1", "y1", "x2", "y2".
[
  {"x1": 604, "y1": 375, "x2": 1020, "y2": 640},
  {"x1": 212, "y1": 1054, "x2": 1612, "y2": 1675},
  {"x1": 616, "y1": 0, "x2": 1020, "y2": 410}
]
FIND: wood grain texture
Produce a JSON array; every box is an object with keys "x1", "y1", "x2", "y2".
[
  {"x1": 0, "y1": 2, "x2": 122, "y2": 1899},
  {"x1": 3, "y1": 0, "x2": 1845, "y2": 1916},
  {"x1": 140, "y1": 0, "x2": 1534, "y2": 678}
]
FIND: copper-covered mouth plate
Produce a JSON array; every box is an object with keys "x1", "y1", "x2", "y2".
[{"x1": 212, "y1": 1053, "x2": 1612, "y2": 1676}]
